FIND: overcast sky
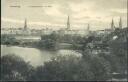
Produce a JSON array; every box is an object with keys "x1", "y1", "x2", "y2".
[{"x1": 1, "y1": 0, "x2": 127, "y2": 30}]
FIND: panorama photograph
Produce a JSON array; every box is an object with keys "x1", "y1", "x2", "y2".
[{"x1": 1, "y1": 0, "x2": 128, "y2": 81}]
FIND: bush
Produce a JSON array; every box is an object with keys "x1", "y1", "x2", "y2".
[
  {"x1": 109, "y1": 38, "x2": 127, "y2": 73},
  {"x1": 82, "y1": 54, "x2": 112, "y2": 80},
  {"x1": 33, "y1": 55, "x2": 94, "y2": 81},
  {"x1": 39, "y1": 32, "x2": 58, "y2": 49},
  {"x1": 1, "y1": 54, "x2": 113, "y2": 81},
  {"x1": 33, "y1": 54, "x2": 112, "y2": 81},
  {"x1": 1, "y1": 54, "x2": 35, "y2": 81}
]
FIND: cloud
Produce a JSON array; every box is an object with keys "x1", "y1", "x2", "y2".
[
  {"x1": 1, "y1": 18, "x2": 23, "y2": 23},
  {"x1": 1, "y1": 0, "x2": 127, "y2": 30}
]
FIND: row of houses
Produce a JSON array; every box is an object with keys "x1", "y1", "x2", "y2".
[{"x1": 1, "y1": 27, "x2": 91, "y2": 36}]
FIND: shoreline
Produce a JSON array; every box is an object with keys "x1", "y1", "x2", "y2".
[
  {"x1": 1, "y1": 43, "x2": 83, "y2": 52},
  {"x1": 1, "y1": 44, "x2": 57, "y2": 51}
]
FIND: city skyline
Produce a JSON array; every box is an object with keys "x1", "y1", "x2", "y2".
[{"x1": 1, "y1": 0, "x2": 127, "y2": 30}]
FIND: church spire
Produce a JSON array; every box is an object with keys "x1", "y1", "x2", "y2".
[
  {"x1": 87, "y1": 23, "x2": 90, "y2": 31},
  {"x1": 111, "y1": 18, "x2": 115, "y2": 31},
  {"x1": 67, "y1": 15, "x2": 70, "y2": 30},
  {"x1": 24, "y1": 18, "x2": 27, "y2": 30},
  {"x1": 119, "y1": 17, "x2": 122, "y2": 29},
  {"x1": 87, "y1": 23, "x2": 91, "y2": 35}
]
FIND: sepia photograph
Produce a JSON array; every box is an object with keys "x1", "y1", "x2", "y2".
[{"x1": 1, "y1": 0, "x2": 128, "y2": 81}]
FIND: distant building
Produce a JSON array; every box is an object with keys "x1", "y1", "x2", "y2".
[
  {"x1": 86, "y1": 24, "x2": 92, "y2": 36},
  {"x1": 57, "y1": 16, "x2": 89, "y2": 37},
  {"x1": 22, "y1": 19, "x2": 31, "y2": 35},
  {"x1": 111, "y1": 18, "x2": 115, "y2": 31},
  {"x1": 42, "y1": 28, "x2": 53, "y2": 35},
  {"x1": 119, "y1": 17, "x2": 122, "y2": 29},
  {"x1": 67, "y1": 16, "x2": 70, "y2": 30},
  {"x1": 103, "y1": 18, "x2": 122, "y2": 35}
]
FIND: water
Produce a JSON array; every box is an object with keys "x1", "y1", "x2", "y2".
[
  {"x1": 15, "y1": 36, "x2": 41, "y2": 41},
  {"x1": 1, "y1": 45, "x2": 82, "y2": 67}
]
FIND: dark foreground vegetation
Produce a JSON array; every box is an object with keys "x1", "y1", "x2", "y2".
[
  {"x1": 1, "y1": 54, "x2": 111, "y2": 81},
  {"x1": 1, "y1": 49, "x2": 127, "y2": 81}
]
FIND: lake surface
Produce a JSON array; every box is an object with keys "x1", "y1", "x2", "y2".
[{"x1": 1, "y1": 45, "x2": 82, "y2": 67}]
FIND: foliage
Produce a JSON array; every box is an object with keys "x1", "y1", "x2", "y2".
[
  {"x1": 82, "y1": 54, "x2": 112, "y2": 80},
  {"x1": 1, "y1": 54, "x2": 34, "y2": 81},
  {"x1": 33, "y1": 55, "x2": 94, "y2": 81},
  {"x1": 107, "y1": 28, "x2": 127, "y2": 73},
  {"x1": 39, "y1": 32, "x2": 58, "y2": 49},
  {"x1": 1, "y1": 28, "x2": 127, "y2": 81},
  {"x1": 1, "y1": 34, "x2": 20, "y2": 45},
  {"x1": 33, "y1": 54, "x2": 113, "y2": 81},
  {"x1": 80, "y1": 36, "x2": 96, "y2": 51},
  {"x1": 109, "y1": 41, "x2": 127, "y2": 73}
]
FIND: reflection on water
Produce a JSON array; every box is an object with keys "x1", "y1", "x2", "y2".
[
  {"x1": 57, "y1": 50, "x2": 82, "y2": 57},
  {"x1": 1, "y1": 45, "x2": 82, "y2": 67},
  {"x1": 1, "y1": 45, "x2": 57, "y2": 67}
]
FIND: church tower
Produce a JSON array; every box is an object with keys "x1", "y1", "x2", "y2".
[
  {"x1": 87, "y1": 24, "x2": 91, "y2": 35},
  {"x1": 119, "y1": 17, "x2": 122, "y2": 29},
  {"x1": 24, "y1": 18, "x2": 27, "y2": 30},
  {"x1": 87, "y1": 24, "x2": 90, "y2": 32},
  {"x1": 23, "y1": 18, "x2": 29, "y2": 35},
  {"x1": 67, "y1": 16, "x2": 70, "y2": 30},
  {"x1": 111, "y1": 18, "x2": 115, "y2": 31}
]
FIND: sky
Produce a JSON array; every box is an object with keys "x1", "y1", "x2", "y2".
[{"x1": 1, "y1": 0, "x2": 127, "y2": 30}]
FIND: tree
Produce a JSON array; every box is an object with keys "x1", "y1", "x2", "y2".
[
  {"x1": 82, "y1": 54, "x2": 112, "y2": 81},
  {"x1": 33, "y1": 54, "x2": 112, "y2": 81},
  {"x1": 39, "y1": 32, "x2": 58, "y2": 49},
  {"x1": 80, "y1": 36, "x2": 96, "y2": 51},
  {"x1": 108, "y1": 33, "x2": 127, "y2": 73},
  {"x1": 34, "y1": 55, "x2": 94, "y2": 81},
  {"x1": 1, "y1": 54, "x2": 34, "y2": 81}
]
